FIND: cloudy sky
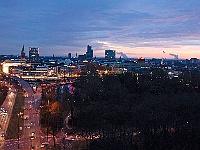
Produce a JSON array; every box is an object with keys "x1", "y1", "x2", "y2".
[{"x1": 1, "y1": 0, "x2": 200, "y2": 59}]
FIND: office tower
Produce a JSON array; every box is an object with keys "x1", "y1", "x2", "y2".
[
  {"x1": 105, "y1": 50, "x2": 115, "y2": 61},
  {"x1": 68, "y1": 53, "x2": 72, "y2": 59},
  {"x1": 29, "y1": 47, "x2": 39, "y2": 62},
  {"x1": 86, "y1": 45, "x2": 93, "y2": 60},
  {"x1": 21, "y1": 45, "x2": 25, "y2": 60}
]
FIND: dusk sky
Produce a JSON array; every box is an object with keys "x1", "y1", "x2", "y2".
[{"x1": 1, "y1": 0, "x2": 200, "y2": 59}]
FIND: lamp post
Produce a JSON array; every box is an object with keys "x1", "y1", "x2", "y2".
[
  {"x1": 17, "y1": 113, "x2": 20, "y2": 149},
  {"x1": 17, "y1": 112, "x2": 22, "y2": 149}
]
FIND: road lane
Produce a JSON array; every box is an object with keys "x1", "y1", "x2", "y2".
[
  {"x1": 12, "y1": 77, "x2": 42, "y2": 150},
  {"x1": 0, "y1": 84, "x2": 16, "y2": 149}
]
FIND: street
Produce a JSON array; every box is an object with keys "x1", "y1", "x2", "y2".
[
  {"x1": 8, "y1": 77, "x2": 42, "y2": 150},
  {"x1": 0, "y1": 83, "x2": 16, "y2": 149}
]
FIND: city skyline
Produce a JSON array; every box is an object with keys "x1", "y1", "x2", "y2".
[{"x1": 1, "y1": 0, "x2": 200, "y2": 59}]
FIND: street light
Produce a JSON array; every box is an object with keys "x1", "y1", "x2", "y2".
[
  {"x1": 17, "y1": 113, "x2": 20, "y2": 149},
  {"x1": 17, "y1": 112, "x2": 23, "y2": 149}
]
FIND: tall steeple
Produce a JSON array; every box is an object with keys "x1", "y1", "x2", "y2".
[
  {"x1": 21, "y1": 45, "x2": 25, "y2": 60},
  {"x1": 22, "y1": 45, "x2": 24, "y2": 52}
]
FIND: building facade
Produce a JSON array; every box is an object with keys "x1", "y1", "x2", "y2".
[
  {"x1": 29, "y1": 47, "x2": 39, "y2": 62},
  {"x1": 105, "y1": 50, "x2": 115, "y2": 61}
]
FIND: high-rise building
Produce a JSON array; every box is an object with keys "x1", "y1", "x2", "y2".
[
  {"x1": 105, "y1": 50, "x2": 115, "y2": 61},
  {"x1": 86, "y1": 45, "x2": 93, "y2": 60},
  {"x1": 29, "y1": 47, "x2": 39, "y2": 62},
  {"x1": 21, "y1": 45, "x2": 25, "y2": 60},
  {"x1": 68, "y1": 53, "x2": 72, "y2": 59}
]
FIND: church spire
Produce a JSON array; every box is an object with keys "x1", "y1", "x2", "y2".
[
  {"x1": 21, "y1": 45, "x2": 25, "y2": 60},
  {"x1": 22, "y1": 45, "x2": 24, "y2": 52}
]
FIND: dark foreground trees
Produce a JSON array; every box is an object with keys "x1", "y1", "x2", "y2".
[
  {"x1": 71, "y1": 70, "x2": 200, "y2": 150},
  {"x1": 39, "y1": 69, "x2": 200, "y2": 150},
  {"x1": 40, "y1": 85, "x2": 65, "y2": 148},
  {"x1": 0, "y1": 82, "x2": 8, "y2": 106}
]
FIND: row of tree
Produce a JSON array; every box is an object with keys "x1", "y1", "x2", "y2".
[{"x1": 40, "y1": 83, "x2": 71, "y2": 147}]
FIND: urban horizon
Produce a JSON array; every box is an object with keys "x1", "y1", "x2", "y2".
[{"x1": 0, "y1": 45, "x2": 199, "y2": 60}]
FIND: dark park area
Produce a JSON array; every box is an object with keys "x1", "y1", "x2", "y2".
[{"x1": 40, "y1": 68, "x2": 200, "y2": 150}]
